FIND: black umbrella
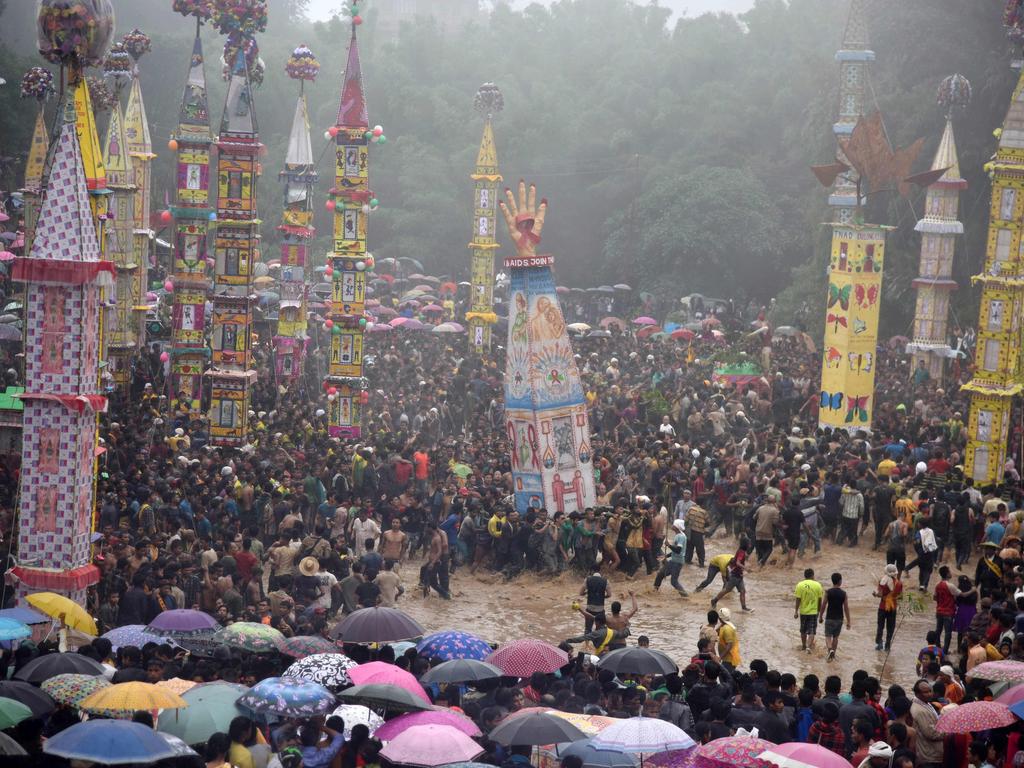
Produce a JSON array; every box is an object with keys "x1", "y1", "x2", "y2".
[
  {"x1": 595, "y1": 647, "x2": 677, "y2": 676},
  {"x1": 330, "y1": 607, "x2": 424, "y2": 644},
  {"x1": 488, "y1": 710, "x2": 587, "y2": 746},
  {"x1": 0, "y1": 680, "x2": 55, "y2": 716},
  {"x1": 558, "y1": 739, "x2": 636, "y2": 768},
  {"x1": 337, "y1": 684, "x2": 431, "y2": 713},
  {"x1": 0, "y1": 232, "x2": 15, "y2": 242},
  {"x1": 420, "y1": 659, "x2": 503, "y2": 685},
  {"x1": 14, "y1": 652, "x2": 106, "y2": 683}
]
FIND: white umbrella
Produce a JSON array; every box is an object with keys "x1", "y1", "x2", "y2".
[
  {"x1": 590, "y1": 717, "x2": 695, "y2": 753},
  {"x1": 330, "y1": 703, "x2": 384, "y2": 739}
]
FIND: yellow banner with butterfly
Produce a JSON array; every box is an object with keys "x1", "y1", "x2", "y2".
[{"x1": 819, "y1": 224, "x2": 889, "y2": 432}]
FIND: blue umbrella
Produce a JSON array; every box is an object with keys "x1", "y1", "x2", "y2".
[
  {"x1": 44, "y1": 720, "x2": 180, "y2": 764},
  {"x1": 102, "y1": 624, "x2": 175, "y2": 651},
  {"x1": 0, "y1": 617, "x2": 30, "y2": 641},
  {"x1": 416, "y1": 630, "x2": 492, "y2": 661},
  {"x1": 237, "y1": 677, "x2": 336, "y2": 718},
  {"x1": 559, "y1": 739, "x2": 638, "y2": 768},
  {"x1": 0, "y1": 607, "x2": 48, "y2": 625}
]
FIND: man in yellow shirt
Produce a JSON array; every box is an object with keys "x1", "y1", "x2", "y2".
[
  {"x1": 894, "y1": 490, "x2": 917, "y2": 527},
  {"x1": 793, "y1": 568, "x2": 824, "y2": 653},
  {"x1": 877, "y1": 454, "x2": 897, "y2": 478},
  {"x1": 695, "y1": 552, "x2": 732, "y2": 592},
  {"x1": 717, "y1": 607, "x2": 741, "y2": 668}
]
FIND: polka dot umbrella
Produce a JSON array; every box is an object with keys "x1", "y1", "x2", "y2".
[
  {"x1": 936, "y1": 700, "x2": 1017, "y2": 733},
  {"x1": 486, "y1": 638, "x2": 569, "y2": 677}
]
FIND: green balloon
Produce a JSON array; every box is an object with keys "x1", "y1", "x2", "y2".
[{"x1": 378, "y1": 135, "x2": 387, "y2": 144}]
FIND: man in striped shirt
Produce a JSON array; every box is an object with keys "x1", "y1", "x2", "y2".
[{"x1": 684, "y1": 503, "x2": 709, "y2": 568}]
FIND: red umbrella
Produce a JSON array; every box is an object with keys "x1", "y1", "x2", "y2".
[
  {"x1": 422, "y1": 304, "x2": 444, "y2": 313},
  {"x1": 486, "y1": 639, "x2": 568, "y2": 677},
  {"x1": 600, "y1": 317, "x2": 625, "y2": 330},
  {"x1": 936, "y1": 700, "x2": 1017, "y2": 733},
  {"x1": 671, "y1": 328, "x2": 695, "y2": 341},
  {"x1": 636, "y1": 326, "x2": 662, "y2": 339},
  {"x1": 632, "y1": 316, "x2": 657, "y2": 326},
  {"x1": 689, "y1": 734, "x2": 775, "y2": 768},
  {"x1": 440, "y1": 281, "x2": 457, "y2": 295}
]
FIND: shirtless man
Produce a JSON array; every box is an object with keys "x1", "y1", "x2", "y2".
[
  {"x1": 580, "y1": 590, "x2": 638, "y2": 651},
  {"x1": 380, "y1": 517, "x2": 408, "y2": 569},
  {"x1": 421, "y1": 521, "x2": 450, "y2": 599}
]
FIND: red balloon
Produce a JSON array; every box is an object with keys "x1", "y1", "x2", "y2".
[
  {"x1": 160, "y1": 210, "x2": 172, "y2": 223},
  {"x1": 325, "y1": 199, "x2": 336, "y2": 212},
  {"x1": 353, "y1": 15, "x2": 363, "y2": 25},
  {"x1": 328, "y1": 387, "x2": 338, "y2": 396},
  {"x1": 324, "y1": 319, "x2": 334, "y2": 329},
  {"x1": 328, "y1": 126, "x2": 339, "y2": 137}
]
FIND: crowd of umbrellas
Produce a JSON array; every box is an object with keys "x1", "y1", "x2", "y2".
[{"x1": 4, "y1": 597, "x2": 1024, "y2": 766}]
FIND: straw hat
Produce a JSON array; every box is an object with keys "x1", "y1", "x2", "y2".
[{"x1": 299, "y1": 557, "x2": 319, "y2": 577}]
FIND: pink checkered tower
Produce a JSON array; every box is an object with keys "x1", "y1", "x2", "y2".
[{"x1": 12, "y1": 98, "x2": 112, "y2": 602}]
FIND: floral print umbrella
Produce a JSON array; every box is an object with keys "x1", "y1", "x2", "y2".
[
  {"x1": 102, "y1": 624, "x2": 177, "y2": 651},
  {"x1": 41, "y1": 674, "x2": 111, "y2": 709},
  {"x1": 416, "y1": 631, "x2": 493, "y2": 661},
  {"x1": 237, "y1": 677, "x2": 336, "y2": 718},
  {"x1": 212, "y1": 622, "x2": 286, "y2": 654},
  {"x1": 284, "y1": 653, "x2": 356, "y2": 692},
  {"x1": 330, "y1": 704, "x2": 384, "y2": 739},
  {"x1": 281, "y1": 635, "x2": 340, "y2": 659},
  {"x1": 685, "y1": 735, "x2": 775, "y2": 768},
  {"x1": 936, "y1": 701, "x2": 1017, "y2": 733}
]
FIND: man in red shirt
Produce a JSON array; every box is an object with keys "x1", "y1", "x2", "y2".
[
  {"x1": 235, "y1": 538, "x2": 258, "y2": 584},
  {"x1": 393, "y1": 455, "x2": 413, "y2": 494},
  {"x1": 933, "y1": 565, "x2": 959, "y2": 654},
  {"x1": 413, "y1": 448, "x2": 430, "y2": 496}
]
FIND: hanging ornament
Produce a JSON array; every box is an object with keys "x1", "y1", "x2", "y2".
[
  {"x1": 212, "y1": 0, "x2": 269, "y2": 38},
  {"x1": 36, "y1": 0, "x2": 116, "y2": 68},
  {"x1": 474, "y1": 82, "x2": 505, "y2": 118},
  {"x1": 173, "y1": 0, "x2": 214, "y2": 20},
  {"x1": 121, "y1": 29, "x2": 152, "y2": 61},
  {"x1": 85, "y1": 75, "x2": 116, "y2": 112},
  {"x1": 19, "y1": 67, "x2": 55, "y2": 102},
  {"x1": 937, "y1": 73, "x2": 972, "y2": 113},
  {"x1": 102, "y1": 41, "x2": 133, "y2": 81},
  {"x1": 286, "y1": 43, "x2": 320, "y2": 81}
]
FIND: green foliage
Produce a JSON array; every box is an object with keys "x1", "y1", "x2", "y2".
[{"x1": 0, "y1": 0, "x2": 1016, "y2": 338}]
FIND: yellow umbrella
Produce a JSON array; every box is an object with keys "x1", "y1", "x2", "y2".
[
  {"x1": 79, "y1": 682, "x2": 188, "y2": 714},
  {"x1": 253, "y1": 276, "x2": 276, "y2": 286},
  {"x1": 25, "y1": 592, "x2": 97, "y2": 636},
  {"x1": 156, "y1": 678, "x2": 198, "y2": 696}
]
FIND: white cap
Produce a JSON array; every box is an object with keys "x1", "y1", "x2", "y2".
[
  {"x1": 221, "y1": 466, "x2": 233, "y2": 476},
  {"x1": 174, "y1": 427, "x2": 184, "y2": 436},
  {"x1": 315, "y1": 409, "x2": 325, "y2": 417},
  {"x1": 791, "y1": 427, "x2": 801, "y2": 435},
  {"x1": 916, "y1": 461, "x2": 927, "y2": 474},
  {"x1": 692, "y1": 449, "x2": 700, "y2": 458}
]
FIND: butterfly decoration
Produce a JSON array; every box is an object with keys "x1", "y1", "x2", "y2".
[
  {"x1": 820, "y1": 390, "x2": 843, "y2": 411},
  {"x1": 848, "y1": 352, "x2": 873, "y2": 373},
  {"x1": 827, "y1": 313, "x2": 848, "y2": 333},
  {"x1": 827, "y1": 283, "x2": 852, "y2": 310},
  {"x1": 824, "y1": 346, "x2": 842, "y2": 368},
  {"x1": 845, "y1": 395, "x2": 870, "y2": 423},
  {"x1": 853, "y1": 318, "x2": 867, "y2": 335},
  {"x1": 854, "y1": 283, "x2": 879, "y2": 309}
]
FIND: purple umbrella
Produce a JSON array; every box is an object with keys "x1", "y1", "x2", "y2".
[
  {"x1": 145, "y1": 609, "x2": 221, "y2": 637},
  {"x1": 374, "y1": 709, "x2": 482, "y2": 741},
  {"x1": 102, "y1": 625, "x2": 176, "y2": 651}
]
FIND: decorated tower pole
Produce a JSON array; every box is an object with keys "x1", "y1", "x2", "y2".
[
  {"x1": 829, "y1": 0, "x2": 874, "y2": 224},
  {"x1": 275, "y1": 45, "x2": 319, "y2": 381},
  {"x1": 465, "y1": 83, "x2": 502, "y2": 354},
  {"x1": 72, "y1": 74, "x2": 108, "y2": 257},
  {"x1": 962, "y1": 5, "x2": 1024, "y2": 484},
  {"x1": 906, "y1": 75, "x2": 970, "y2": 383},
  {"x1": 11, "y1": 0, "x2": 117, "y2": 602},
  {"x1": 168, "y1": 1, "x2": 215, "y2": 414},
  {"x1": 206, "y1": 0, "x2": 266, "y2": 447},
  {"x1": 324, "y1": 5, "x2": 379, "y2": 438},
  {"x1": 18, "y1": 68, "x2": 55, "y2": 253},
  {"x1": 119, "y1": 29, "x2": 155, "y2": 388},
  {"x1": 101, "y1": 43, "x2": 140, "y2": 390},
  {"x1": 500, "y1": 181, "x2": 596, "y2": 514}
]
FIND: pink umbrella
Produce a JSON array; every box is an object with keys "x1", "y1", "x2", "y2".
[
  {"x1": 969, "y1": 660, "x2": 1024, "y2": 683},
  {"x1": 415, "y1": 284, "x2": 433, "y2": 292},
  {"x1": 689, "y1": 735, "x2": 775, "y2": 768},
  {"x1": 375, "y1": 306, "x2": 397, "y2": 317},
  {"x1": 348, "y1": 661, "x2": 430, "y2": 703},
  {"x1": 374, "y1": 709, "x2": 482, "y2": 741},
  {"x1": 389, "y1": 317, "x2": 411, "y2": 327},
  {"x1": 486, "y1": 639, "x2": 568, "y2": 677},
  {"x1": 936, "y1": 700, "x2": 1016, "y2": 733},
  {"x1": 632, "y1": 316, "x2": 657, "y2": 326},
  {"x1": 368, "y1": 323, "x2": 392, "y2": 333},
  {"x1": 366, "y1": 299, "x2": 380, "y2": 307},
  {"x1": 400, "y1": 318, "x2": 427, "y2": 330},
  {"x1": 422, "y1": 304, "x2": 444, "y2": 312},
  {"x1": 0, "y1": 251, "x2": 15, "y2": 262},
  {"x1": 380, "y1": 724, "x2": 483, "y2": 767},
  {"x1": 996, "y1": 684, "x2": 1024, "y2": 706},
  {"x1": 759, "y1": 742, "x2": 852, "y2": 768}
]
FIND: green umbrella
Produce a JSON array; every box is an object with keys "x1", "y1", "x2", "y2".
[
  {"x1": 450, "y1": 463, "x2": 472, "y2": 479},
  {"x1": 158, "y1": 682, "x2": 249, "y2": 746},
  {"x1": 0, "y1": 697, "x2": 31, "y2": 729},
  {"x1": 212, "y1": 622, "x2": 285, "y2": 653}
]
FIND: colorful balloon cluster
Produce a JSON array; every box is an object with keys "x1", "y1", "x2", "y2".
[
  {"x1": 363, "y1": 124, "x2": 386, "y2": 144},
  {"x1": 172, "y1": 0, "x2": 214, "y2": 20},
  {"x1": 36, "y1": 0, "x2": 116, "y2": 68},
  {"x1": 286, "y1": 44, "x2": 319, "y2": 81},
  {"x1": 20, "y1": 67, "x2": 55, "y2": 101},
  {"x1": 474, "y1": 82, "x2": 504, "y2": 117},
  {"x1": 102, "y1": 41, "x2": 133, "y2": 78},
  {"x1": 121, "y1": 28, "x2": 152, "y2": 61},
  {"x1": 212, "y1": 0, "x2": 269, "y2": 38},
  {"x1": 937, "y1": 73, "x2": 972, "y2": 112},
  {"x1": 86, "y1": 75, "x2": 116, "y2": 113},
  {"x1": 1006, "y1": 0, "x2": 1024, "y2": 39}
]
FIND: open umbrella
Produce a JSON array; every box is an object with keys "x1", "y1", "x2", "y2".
[
  {"x1": 160, "y1": 682, "x2": 249, "y2": 746},
  {"x1": 0, "y1": 680, "x2": 55, "y2": 715},
  {"x1": 348, "y1": 660, "x2": 430, "y2": 702},
  {"x1": 25, "y1": 591, "x2": 97, "y2": 635},
  {"x1": 422, "y1": 303, "x2": 444, "y2": 313},
  {"x1": 758, "y1": 743, "x2": 853, "y2": 768},
  {"x1": 644, "y1": 750, "x2": 697, "y2": 768},
  {"x1": 284, "y1": 652, "x2": 356, "y2": 691},
  {"x1": 281, "y1": 635, "x2": 340, "y2": 659},
  {"x1": 80, "y1": 681, "x2": 188, "y2": 716},
  {"x1": 0, "y1": 326, "x2": 20, "y2": 341},
  {"x1": 596, "y1": 647, "x2": 677, "y2": 676},
  {"x1": 380, "y1": 724, "x2": 484, "y2": 767},
  {"x1": 156, "y1": 678, "x2": 198, "y2": 696},
  {"x1": 0, "y1": 617, "x2": 30, "y2": 641},
  {"x1": 559, "y1": 739, "x2": 638, "y2": 768},
  {"x1": 420, "y1": 659, "x2": 503, "y2": 685},
  {"x1": 41, "y1": 673, "x2": 111, "y2": 708},
  {"x1": 44, "y1": 720, "x2": 180, "y2": 765},
  {"x1": 338, "y1": 683, "x2": 431, "y2": 713},
  {"x1": 772, "y1": 325, "x2": 799, "y2": 337},
  {"x1": 375, "y1": 709, "x2": 482, "y2": 741},
  {"x1": 237, "y1": 677, "x2": 335, "y2": 719},
  {"x1": 969, "y1": 661, "x2": 1024, "y2": 683},
  {"x1": 331, "y1": 606, "x2": 424, "y2": 644},
  {"x1": 547, "y1": 711, "x2": 618, "y2": 736},
  {"x1": 417, "y1": 631, "x2": 494, "y2": 662},
  {"x1": 567, "y1": 322, "x2": 592, "y2": 332},
  {"x1": 997, "y1": 684, "x2": 1024, "y2": 706},
  {"x1": 212, "y1": 621, "x2": 285, "y2": 653},
  {"x1": 670, "y1": 328, "x2": 695, "y2": 341},
  {"x1": 636, "y1": 325, "x2": 663, "y2": 339},
  {"x1": 588, "y1": 329, "x2": 612, "y2": 338},
  {"x1": 599, "y1": 317, "x2": 625, "y2": 330},
  {"x1": 433, "y1": 322, "x2": 463, "y2": 334},
  {"x1": 330, "y1": 704, "x2": 384, "y2": 739},
  {"x1": 0, "y1": 697, "x2": 32, "y2": 730},
  {"x1": 102, "y1": 624, "x2": 174, "y2": 651},
  {"x1": 489, "y1": 710, "x2": 587, "y2": 746},
  {"x1": 938, "y1": 700, "x2": 1017, "y2": 733},
  {"x1": 147, "y1": 610, "x2": 221, "y2": 638},
  {"x1": 690, "y1": 734, "x2": 775, "y2": 768},
  {"x1": 14, "y1": 652, "x2": 106, "y2": 682},
  {"x1": 159, "y1": 733, "x2": 199, "y2": 758},
  {"x1": 486, "y1": 638, "x2": 568, "y2": 677},
  {"x1": 614, "y1": 284, "x2": 633, "y2": 291},
  {"x1": 632, "y1": 316, "x2": 657, "y2": 326},
  {"x1": 0, "y1": 732, "x2": 26, "y2": 756},
  {"x1": 591, "y1": 717, "x2": 695, "y2": 753}
]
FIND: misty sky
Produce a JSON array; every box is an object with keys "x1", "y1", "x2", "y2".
[{"x1": 305, "y1": 0, "x2": 757, "y2": 22}]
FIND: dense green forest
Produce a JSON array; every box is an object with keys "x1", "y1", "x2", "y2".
[{"x1": 0, "y1": 0, "x2": 1018, "y2": 338}]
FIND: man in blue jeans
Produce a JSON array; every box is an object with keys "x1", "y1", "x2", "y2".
[{"x1": 653, "y1": 519, "x2": 688, "y2": 595}]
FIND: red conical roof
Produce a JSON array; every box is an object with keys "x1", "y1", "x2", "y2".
[{"x1": 337, "y1": 29, "x2": 368, "y2": 129}]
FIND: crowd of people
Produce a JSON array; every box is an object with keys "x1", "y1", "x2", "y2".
[{"x1": 1, "y1": 283, "x2": 1024, "y2": 768}]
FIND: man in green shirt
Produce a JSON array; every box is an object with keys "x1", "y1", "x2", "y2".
[{"x1": 793, "y1": 567, "x2": 824, "y2": 653}]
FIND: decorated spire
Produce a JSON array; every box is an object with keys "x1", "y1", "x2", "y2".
[
  {"x1": 19, "y1": 68, "x2": 54, "y2": 194},
  {"x1": 338, "y1": 27, "x2": 368, "y2": 129},
  {"x1": 72, "y1": 79, "x2": 106, "y2": 192},
  {"x1": 178, "y1": 36, "x2": 211, "y2": 139},
  {"x1": 221, "y1": 46, "x2": 258, "y2": 135}
]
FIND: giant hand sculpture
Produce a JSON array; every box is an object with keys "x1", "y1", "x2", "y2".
[{"x1": 499, "y1": 180, "x2": 547, "y2": 260}]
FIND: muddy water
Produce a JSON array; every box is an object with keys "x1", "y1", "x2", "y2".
[{"x1": 398, "y1": 537, "x2": 944, "y2": 688}]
